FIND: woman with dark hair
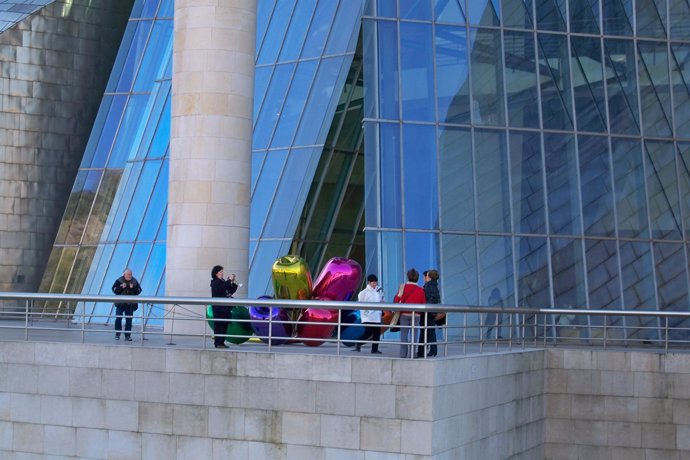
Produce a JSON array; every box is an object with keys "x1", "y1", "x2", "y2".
[
  {"x1": 418, "y1": 269, "x2": 440, "y2": 358},
  {"x1": 210, "y1": 265, "x2": 238, "y2": 348},
  {"x1": 394, "y1": 268, "x2": 426, "y2": 358}
]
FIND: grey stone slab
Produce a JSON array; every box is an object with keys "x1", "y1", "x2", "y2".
[
  {"x1": 76, "y1": 427, "x2": 107, "y2": 459},
  {"x1": 207, "y1": 406, "x2": 245, "y2": 439},
  {"x1": 169, "y1": 372, "x2": 205, "y2": 405},
  {"x1": 320, "y1": 414, "x2": 360, "y2": 450},
  {"x1": 315, "y1": 381, "x2": 356, "y2": 416},
  {"x1": 244, "y1": 409, "x2": 281, "y2": 444},
  {"x1": 72, "y1": 397, "x2": 105, "y2": 429},
  {"x1": 355, "y1": 383, "x2": 396, "y2": 418},
  {"x1": 105, "y1": 399, "x2": 138, "y2": 432},
  {"x1": 68, "y1": 366, "x2": 101, "y2": 398},
  {"x1": 101, "y1": 368, "x2": 135, "y2": 401},
  {"x1": 43, "y1": 425, "x2": 76, "y2": 456},
  {"x1": 12, "y1": 422, "x2": 43, "y2": 454},
  {"x1": 40, "y1": 394, "x2": 72, "y2": 426},
  {"x1": 138, "y1": 402, "x2": 172, "y2": 435},
  {"x1": 281, "y1": 411, "x2": 319, "y2": 446},
  {"x1": 107, "y1": 430, "x2": 142, "y2": 460},
  {"x1": 10, "y1": 393, "x2": 40, "y2": 423},
  {"x1": 134, "y1": 370, "x2": 169, "y2": 403},
  {"x1": 173, "y1": 404, "x2": 208, "y2": 437},
  {"x1": 360, "y1": 417, "x2": 401, "y2": 453},
  {"x1": 142, "y1": 433, "x2": 177, "y2": 460}
]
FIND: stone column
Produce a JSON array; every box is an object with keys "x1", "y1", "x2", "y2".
[{"x1": 167, "y1": 0, "x2": 255, "y2": 334}]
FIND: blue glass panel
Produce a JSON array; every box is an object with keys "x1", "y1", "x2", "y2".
[
  {"x1": 516, "y1": 236, "x2": 551, "y2": 307},
  {"x1": 400, "y1": 22, "x2": 434, "y2": 122},
  {"x1": 364, "y1": 122, "x2": 380, "y2": 228},
  {"x1": 271, "y1": 60, "x2": 319, "y2": 148},
  {"x1": 157, "y1": 0, "x2": 173, "y2": 17},
  {"x1": 115, "y1": 20, "x2": 153, "y2": 93},
  {"x1": 535, "y1": 0, "x2": 566, "y2": 31},
  {"x1": 570, "y1": 0, "x2": 600, "y2": 33},
  {"x1": 251, "y1": 151, "x2": 267, "y2": 196},
  {"x1": 250, "y1": 240, "x2": 289, "y2": 297},
  {"x1": 108, "y1": 94, "x2": 152, "y2": 167},
  {"x1": 469, "y1": 28, "x2": 505, "y2": 126},
  {"x1": 294, "y1": 57, "x2": 348, "y2": 145},
  {"x1": 479, "y1": 236, "x2": 514, "y2": 307},
  {"x1": 377, "y1": 20, "x2": 400, "y2": 120},
  {"x1": 138, "y1": 159, "x2": 167, "y2": 241},
  {"x1": 645, "y1": 141, "x2": 682, "y2": 240},
  {"x1": 264, "y1": 147, "x2": 321, "y2": 237},
  {"x1": 510, "y1": 130, "x2": 546, "y2": 234},
  {"x1": 679, "y1": 144, "x2": 690, "y2": 239},
  {"x1": 380, "y1": 123, "x2": 402, "y2": 228},
  {"x1": 537, "y1": 32, "x2": 573, "y2": 130},
  {"x1": 257, "y1": 1, "x2": 297, "y2": 64},
  {"x1": 98, "y1": 244, "x2": 134, "y2": 295},
  {"x1": 254, "y1": 66, "x2": 274, "y2": 124},
  {"x1": 475, "y1": 129, "x2": 510, "y2": 232},
  {"x1": 436, "y1": 25, "x2": 470, "y2": 124},
  {"x1": 439, "y1": 127, "x2": 473, "y2": 230},
  {"x1": 107, "y1": 163, "x2": 143, "y2": 241},
  {"x1": 132, "y1": 0, "x2": 159, "y2": 18},
  {"x1": 156, "y1": 209, "x2": 167, "y2": 241},
  {"x1": 638, "y1": 41, "x2": 672, "y2": 137},
  {"x1": 400, "y1": 0, "x2": 432, "y2": 20},
  {"x1": 120, "y1": 160, "x2": 162, "y2": 241},
  {"x1": 501, "y1": 0, "x2": 533, "y2": 28},
  {"x1": 468, "y1": 0, "x2": 500, "y2": 26},
  {"x1": 87, "y1": 95, "x2": 127, "y2": 169},
  {"x1": 325, "y1": 0, "x2": 363, "y2": 55},
  {"x1": 604, "y1": 38, "x2": 640, "y2": 135},
  {"x1": 376, "y1": 0, "x2": 397, "y2": 17},
  {"x1": 654, "y1": 243, "x2": 688, "y2": 309},
  {"x1": 250, "y1": 150, "x2": 289, "y2": 238},
  {"x1": 636, "y1": 0, "x2": 667, "y2": 38},
  {"x1": 256, "y1": 0, "x2": 278, "y2": 56},
  {"x1": 586, "y1": 239, "x2": 621, "y2": 309},
  {"x1": 128, "y1": 243, "x2": 153, "y2": 286},
  {"x1": 380, "y1": 231, "x2": 404, "y2": 294},
  {"x1": 545, "y1": 133, "x2": 580, "y2": 235},
  {"x1": 671, "y1": 44, "x2": 690, "y2": 137},
  {"x1": 363, "y1": 20, "x2": 378, "y2": 119},
  {"x1": 579, "y1": 135, "x2": 615, "y2": 237},
  {"x1": 612, "y1": 138, "x2": 648, "y2": 239},
  {"x1": 571, "y1": 37, "x2": 607, "y2": 133},
  {"x1": 104, "y1": 20, "x2": 137, "y2": 92},
  {"x1": 435, "y1": 0, "x2": 465, "y2": 23},
  {"x1": 551, "y1": 238, "x2": 587, "y2": 308},
  {"x1": 402, "y1": 124, "x2": 438, "y2": 229},
  {"x1": 301, "y1": 0, "x2": 339, "y2": 59},
  {"x1": 620, "y1": 241, "x2": 655, "y2": 308},
  {"x1": 253, "y1": 64, "x2": 296, "y2": 150},
  {"x1": 143, "y1": 243, "x2": 165, "y2": 296},
  {"x1": 670, "y1": 0, "x2": 690, "y2": 39},
  {"x1": 133, "y1": 19, "x2": 172, "y2": 92},
  {"x1": 142, "y1": 86, "x2": 170, "y2": 160},
  {"x1": 442, "y1": 234, "x2": 478, "y2": 306},
  {"x1": 405, "y1": 232, "x2": 439, "y2": 276},
  {"x1": 603, "y1": 0, "x2": 633, "y2": 35},
  {"x1": 279, "y1": 0, "x2": 317, "y2": 61},
  {"x1": 504, "y1": 31, "x2": 539, "y2": 129}
]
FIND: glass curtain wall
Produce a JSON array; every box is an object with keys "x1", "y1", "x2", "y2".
[
  {"x1": 363, "y1": 0, "x2": 690, "y2": 340},
  {"x1": 38, "y1": 0, "x2": 173, "y2": 325}
]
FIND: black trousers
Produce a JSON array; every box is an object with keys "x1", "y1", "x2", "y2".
[
  {"x1": 115, "y1": 305, "x2": 136, "y2": 337},
  {"x1": 417, "y1": 313, "x2": 437, "y2": 357},
  {"x1": 358, "y1": 322, "x2": 381, "y2": 352},
  {"x1": 212, "y1": 305, "x2": 231, "y2": 346}
]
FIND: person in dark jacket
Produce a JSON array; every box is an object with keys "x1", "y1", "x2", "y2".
[
  {"x1": 210, "y1": 265, "x2": 238, "y2": 348},
  {"x1": 418, "y1": 269, "x2": 440, "y2": 358},
  {"x1": 112, "y1": 268, "x2": 142, "y2": 341}
]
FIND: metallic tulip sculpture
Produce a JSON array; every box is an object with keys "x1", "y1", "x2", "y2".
[
  {"x1": 249, "y1": 296, "x2": 291, "y2": 345},
  {"x1": 205, "y1": 305, "x2": 252, "y2": 344},
  {"x1": 270, "y1": 255, "x2": 362, "y2": 346}
]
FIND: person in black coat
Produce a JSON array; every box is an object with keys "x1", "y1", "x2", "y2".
[
  {"x1": 417, "y1": 269, "x2": 441, "y2": 358},
  {"x1": 112, "y1": 268, "x2": 142, "y2": 341},
  {"x1": 210, "y1": 265, "x2": 238, "y2": 348}
]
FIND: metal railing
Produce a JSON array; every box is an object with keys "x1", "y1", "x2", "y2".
[{"x1": 1, "y1": 292, "x2": 689, "y2": 356}]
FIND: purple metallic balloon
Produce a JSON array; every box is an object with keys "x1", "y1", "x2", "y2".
[
  {"x1": 297, "y1": 308, "x2": 339, "y2": 347},
  {"x1": 249, "y1": 296, "x2": 291, "y2": 345},
  {"x1": 312, "y1": 257, "x2": 363, "y2": 301}
]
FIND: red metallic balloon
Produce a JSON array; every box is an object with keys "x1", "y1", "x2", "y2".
[{"x1": 297, "y1": 307, "x2": 339, "y2": 347}]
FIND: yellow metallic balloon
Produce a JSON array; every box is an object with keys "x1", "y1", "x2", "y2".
[{"x1": 272, "y1": 255, "x2": 313, "y2": 334}]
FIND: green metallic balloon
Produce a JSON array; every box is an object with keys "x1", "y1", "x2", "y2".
[{"x1": 206, "y1": 305, "x2": 252, "y2": 345}]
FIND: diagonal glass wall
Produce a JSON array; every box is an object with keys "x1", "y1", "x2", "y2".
[
  {"x1": 363, "y1": 0, "x2": 690, "y2": 340},
  {"x1": 0, "y1": 0, "x2": 55, "y2": 32}
]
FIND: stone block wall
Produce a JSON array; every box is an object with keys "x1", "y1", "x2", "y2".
[
  {"x1": 544, "y1": 349, "x2": 690, "y2": 459},
  {"x1": 0, "y1": 0, "x2": 132, "y2": 294},
  {"x1": 0, "y1": 341, "x2": 548, "y2": 459}
]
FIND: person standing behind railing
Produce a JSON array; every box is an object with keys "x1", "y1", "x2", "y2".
[
  {"x1": 394, "y1": 268, "x2": 426, "y2": 358},
  {"x1": 418, "y1": 269, "x2": 440, "y2": 358},
  {"x1": 355, "y1": 274, "x2": 384, "y2": 354},
  {"x1": 210, "y1": 265, "x2": 238, "y2": 349},
  {"x1": 112, "y1": 268, "x2": 142, "y2": 341}
]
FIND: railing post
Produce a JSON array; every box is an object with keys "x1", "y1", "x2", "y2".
[
  {"x1": 462, "y1": 312, "x2": 467, "y2": 355},
  {"x1": 603, "y1": 314, "x2": 607, "y2": 349},
  {"x1": 24, "y1": 299, "x2": 30, "y2": 341},
  {"x1": 267, "y1": 308, "x2": 273, "y2": 352},
  {"x1": 665, "y1": 316, "x2": 669, "y2": 353},
  {"x1": 81, "y1": 302, "x2": 86, "y2": 344},
  {"x1": 336, "y1": 310, "x2": 342, "y2": 356}
]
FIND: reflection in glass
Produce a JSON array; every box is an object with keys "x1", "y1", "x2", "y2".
[
  {"x1": 377, "y1": 20, "x2": 399, "y2": 120},
  {"x1": 678, "y1": 144, "x2": 690, "y2": 239},
  {"x1": 604, "y1": 38, "x2": 640, "y2": 135},
  {"x1": 636, "y1": 0, "x2": 667, "y2": 38},
  {"x1": 645, "y1": 141, "x2": 682, "y2": 240},
  {"x1": 571, "y1": 36, "x2": 607, "y2": 133},
  {"x1": 301, "y1": 0, "x2": 339, "y2": 58},
  {"x1": 603, "y1": 0, "x2": 633, "y2": 35},
  {"x1": 403, "y1": 124, "x2": 438, "y2": 229},
  {"x1": 537, "y1": 32, "x2": 573, "y2": 130},
  {"x1": 535, "y1": 0, "x2": 566, "y2": 31},
  {"x1": 479, "y1": 236, "x2": 514, "y2": 307},
  {"x1": 638, "y1": 41, "x2": 672, "y2": 137},
  {"x1": 469, "y1": 28, "x2": 505, "y2": 126},
  {"x1": 579, "y1": 135, "x2": 614, "y2": 237},
  {"x1": 504, "y1": 31, "x2": 539, "y2": 128},
  {"x1": 254, "y1": 64, "x2": 296, "y2": 149},
  {"x1": 570, "y1": 0, "x2": 600, "y2": 33},
  {"x1": 271, "y1": 60, "x2": 319, "y2": 148},
  {"x1": 435, "y1": 0, "x2": 465, "y2": 23},
  {"x1": 510, "y1": 131, "x2": 545, "y2": 234},
  {"x1": 467, "y1": 0, "x2": 500, "y2": 26},
  {"x1": 380, "y1": 123, "x2": 402, "y2": 228},
  {"x1": 400, "y1": 22, "x2": 435, "y2": 121},
  {"x1": 545, "y1": 133, "x2": 580, "y2": 235},
  {"x1": 439, "y1": 127, "x2": 474, "y2": 231},
  {"x1": 405, "y1": 232, "x2": 439, "y2": 275},
  {"x1": 475, "y1": 129, "x2": 510, "y2": 232},
  {"x1": 551, "y1": 238, "x2": 586, "y2": 308},
  {"x1": 436, "y1": 25, "x2": 470, "y2": 124},
  {"x1": 612, "y1": 138, "x2": 648, "y2": 239},
  {"x1": 442, "y1": 234, "x2": 478, "y2": 306},
  {"x1": 654, "y1": 243, "x2": 689, "y2": 309},
  {"x1": 257, "y1": 1, "x2": 297, "y2": 64},
  {"x1": 516, "y1": 236, "x2": 550, "y2": 307},
  {"x1": 671, "y1": 44, "x2": 690, "y2": 137},
  {"x1": 279, "y1": 0, "x2": 317, "y2": 62}
]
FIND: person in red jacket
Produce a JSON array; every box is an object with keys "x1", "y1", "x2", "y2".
[{"x1": 394, "y1": 268, "x2": 426, "y2": 358}]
